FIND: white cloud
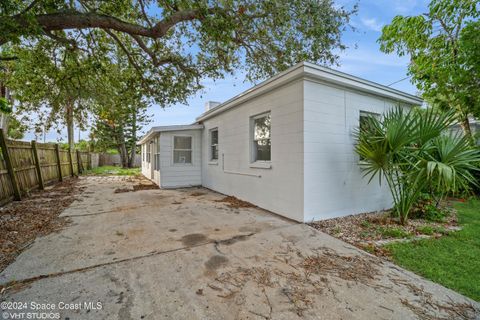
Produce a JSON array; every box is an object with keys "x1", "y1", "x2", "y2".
[{"x1": 361, "y1": 17, "x2": 383, "y2": 32}]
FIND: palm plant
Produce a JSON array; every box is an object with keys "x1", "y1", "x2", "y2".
[{"x1": 355, "y1": 107, "x2": 480, "y2": 224}]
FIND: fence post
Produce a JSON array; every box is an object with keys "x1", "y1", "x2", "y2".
[
  {"x1": 0, "y1": 130, "x2": 21, "y2": 200},
  {"x1": 68, "y1": 149, "x2": 74, "y2": 176},
  {"x1": 31, "y1": 140, "x2": 44, "y2": 190},
  {"x1": 55, "y1": 144, "x2": 63, "y2": 182},
  {"x1": 76, "y1": 150, "x2": 83, "y2": 174}
]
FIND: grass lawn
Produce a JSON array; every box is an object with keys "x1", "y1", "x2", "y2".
[
  {"x1": 386, "y1": 198, "x2": 480, "y2": 301},
  {"x1": 86, "y1": 165, "x2": 140, "y2": 176}
]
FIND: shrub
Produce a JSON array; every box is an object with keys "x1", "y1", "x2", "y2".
[
  {"x1": 410, "y1": 193, "x2": 449, "y2": 222},
  {"x1": 355, "y1": 107, "x2": 480, "y2": 224}
]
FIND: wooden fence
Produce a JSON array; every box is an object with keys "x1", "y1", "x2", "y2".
[{"x1": 0, "y1": 131, "x2": 96, "y2": 205}]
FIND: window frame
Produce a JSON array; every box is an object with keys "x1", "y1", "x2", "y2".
[
  {"x1": 172, "y1": 135, "x2": 193, "y2": 165},
  {"x1": 209, "y1": 128, "x2": 219, "y2": 162},
  {"x1": 250, "y1": 111, "x2": 272, "y2": 164}
]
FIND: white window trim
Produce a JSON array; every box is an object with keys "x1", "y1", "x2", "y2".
[
  {"x1": 172, "y1": 134, "x2": 193, "y2": 166},
  {"x1": 209, "y1": 127, "x2": 219, "y2": 163},
  {"x1": 250, "y1": 111, "x2": 272, "y2": 167}
]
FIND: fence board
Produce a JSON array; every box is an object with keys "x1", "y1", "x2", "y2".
[{"x1": 0, "y1": 137, "x2": 99, "y2": 205}]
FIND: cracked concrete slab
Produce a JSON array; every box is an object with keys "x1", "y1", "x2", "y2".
[{"x1": 1, "y1": 176, "x2": 479, "y2": 320}]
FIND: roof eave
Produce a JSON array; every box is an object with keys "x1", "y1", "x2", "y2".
[
  {"x1": 196, "y1": 62, "x2": 423, "y2": 122},
  {"x1": 137, "y1": 124, "x2": 204, "y2": 145}
]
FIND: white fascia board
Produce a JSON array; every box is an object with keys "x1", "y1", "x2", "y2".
[
  {"x1": 137, "y1": 124, "x2": 204, "y2": 145},
  {"x1": 196, "y1": 62, "x2": 423, "y2": 122}
]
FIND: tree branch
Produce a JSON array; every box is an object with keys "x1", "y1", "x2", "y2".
[
  {"x1": 104, "y1": 29, "x2": 142, "y2": 75},
  {"x1": 5, "y1": 9, "x2": 209, "y2": 46},
  {"x1": 42, "y1": 30, "x2": 77, "y2": 47},
  {"x1": 0, "y1": 56, "x2": 18, "y2": 61},
  {"x1": 19, "y1": 0, "x2": 41, "y2": 15}
]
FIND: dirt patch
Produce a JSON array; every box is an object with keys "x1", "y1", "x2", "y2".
[
  {"x1": 0, "y1": 178, "x2": 80, "y2": 272},
  {"x1": 205, "y1": 255, "x2": 229, "y2": 270},
  {"x1": 214, "y1": 196, "x2": 256, "y2": 209},
  {"x1": 190, "y1": 192, "x2": 206, "y2": 197},
  {"x1": 114, "y1": 184, "x2": 159, "y2": 193},
  {"x1": 302, "y1": 248, "x2": 379, "y2": 282},
  {"x1": 180, "y1": 233, "x2": 208, "y2": 246}
]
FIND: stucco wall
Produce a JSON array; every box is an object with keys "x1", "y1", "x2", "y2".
[
  {"x1": 302, "y1": 79, "x2": 411, "y2": 221},
  {"x1": 201, "y1": 80, "x2": 305, "y2": 221}
]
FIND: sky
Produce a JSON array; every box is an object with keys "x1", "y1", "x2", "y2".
[{"x1": 24, "y1": 0, "x2": 429, "y2": 142}]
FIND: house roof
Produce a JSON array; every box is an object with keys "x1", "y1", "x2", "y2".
[
  {"x1": 138, "y1": 124, "x2": 204, "y2": 145},
  {"x1": 196, "y1": 61, "x2": 423, "y2": 122}
]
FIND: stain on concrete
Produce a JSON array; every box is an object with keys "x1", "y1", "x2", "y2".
[
  {"x1": 205, "y1": 255, "x2": 229, "y2": 270},
  {"x1": 220, "y1": 234, "x2": 252, "y2": 246},
  {"x1": 168, "y1": 229, "x2": 177, "y2": 232},
  {"x1": 180, "y1": 233, "x2": 208, "y2": 246},
  {"x1": 238, "y1": 226, "x2": 261, "y2": 233}
]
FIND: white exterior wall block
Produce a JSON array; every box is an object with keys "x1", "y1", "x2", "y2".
[
  {"x1": 201, "y1": 80, "x2": 304, "y2": 221},
  {"x1": 302, "y1": 80, "x2": 398, "y2": 221},
  {"x1": 158, "y1": 129, "x2": 202, "y2": 188}
]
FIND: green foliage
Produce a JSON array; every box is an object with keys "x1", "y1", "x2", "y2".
[
  {"x1": 386, "y1": 198, "x2": 480, "y2": 301},
  {"x1": 86, "y1": 165, "x2": 140, "y2": 176},
  {"x1": 7, "y1": 115, "x2": 27, "y2": 139},
  {"x1": 2, "y1": 39, "x2": 100, "y2": 149},
  {"x1": 0, "y1": 97, "x2": 12, "y2": 113},
  {"x1": 355, "y1": 107, "x2": 480, "y2": 224},
  {"x1": 410, "y1": 193, "x2": 449, "y2": 222},
  {"x1": 1, "y1": 0, "x2": 355, "y2": 88},
  {"x1": 379, "y1": 0, "x2": 480, "y2": 137},
  {"x1": 378, "y1": 227, "x2": 411, "y2": 239},
  {"x1": 416, "y1": 225, "x2": 448, "y2": 235}
]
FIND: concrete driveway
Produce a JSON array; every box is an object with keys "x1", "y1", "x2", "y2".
[{"x1": 1, "y1": 176, "x2": 478, "y2": 320}]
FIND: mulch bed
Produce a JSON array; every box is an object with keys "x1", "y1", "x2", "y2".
[
  {"x1": 309, "y1": 208, "x2": 459, "y2": 258},
  {"x1": 0, "y1": 178, "x2": 81, "y2": 272}
]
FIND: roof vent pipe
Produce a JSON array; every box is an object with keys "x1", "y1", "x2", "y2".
[{"x1": 205, "y1": 101, "x2": 221, "y2": 111}]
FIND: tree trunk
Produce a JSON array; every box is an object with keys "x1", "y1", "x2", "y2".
[
  {"x1": 459, "y1": 115, "x2": 473, "y2": 141},
  {"x1": 0, "y1": 85, "x2": 9, "y2": 136},
  {"x1": 128, "y1": 109, "x2": 137, "y2": 168},
  {"x1": 117, "y1": 127, "x2": 129, "y2": 168},
  {"x1": 66, "y1": 99, "x2": 75, "y2": 150}
]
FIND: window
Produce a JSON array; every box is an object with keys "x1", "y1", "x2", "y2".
[
  {"x1": 154, "y1": 137, "x2": 161, "y2": 170},
  {"x1": 252, "y1": 112, "x2": 271, "y2": 162},
  {"x1": 359, "y1": 111, "x2": 380, "y2": 161},
  {"x1": 146, "y1": 141, "x2": 152, "y2": 163},
  {"x1": 142, "y1": 145, "x2": 145, "y2": 161},
  {"x1": 210, "y1": 128, "x2": 218, "y2": 161},
  {"x1": 173, "y1": 136, "x2": 192, "y2": 164},
  {"x1": 359, "y1": 111, "x2": 380, "y2": 134}
]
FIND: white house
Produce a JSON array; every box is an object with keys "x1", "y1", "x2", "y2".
[{"x1": 139, "y1": 62, "x2": 423, "y2": 222}]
